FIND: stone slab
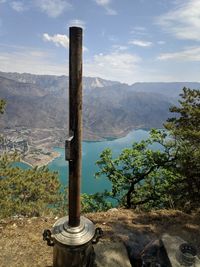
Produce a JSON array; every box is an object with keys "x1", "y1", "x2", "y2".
[
  {"x1": 162, "y1": 233, "x2": 200, "y2": 267},
  {"x1": 94, "y1": 241, "x2": 132, "y2": 267}
]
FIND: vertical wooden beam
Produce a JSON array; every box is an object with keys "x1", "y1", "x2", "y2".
[{"x1": 68, "y1": 26, "x2": 82, "y2": 227}]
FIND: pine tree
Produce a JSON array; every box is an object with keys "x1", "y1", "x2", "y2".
[
  {"x1": 165, "y1": 88, "x2": 200, "y2": 209},
  {"x1": 0, "y1": 99, "x2": 63, "y2": 218}
]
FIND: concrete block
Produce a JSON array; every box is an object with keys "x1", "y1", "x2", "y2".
[
  {"x1": 162, "y1": 233, "x2": 200, "y2": 267},
  {"x1": 94, "y1": 241, "x2": 132, "y2": 267}
]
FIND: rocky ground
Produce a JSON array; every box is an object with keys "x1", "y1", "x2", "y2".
[{"x1": 0, "y1": 208, "x2": 200, "y2": 267}]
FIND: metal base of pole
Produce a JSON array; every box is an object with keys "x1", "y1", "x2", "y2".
[
  {"x1": 53, "y1": 240, "x2": 95, "y2": 267},
  {"x1": 43, "y1": 216, "x2": 103, "y2": 267}
]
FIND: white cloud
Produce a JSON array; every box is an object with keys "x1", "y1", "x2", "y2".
[
  {"x1": 35, "y1": 0, "x2": 72, "y2": 18},
  {"x1": 157, "y1": 0, "x2": 200, "y2": 41},
  {"x1": 104, "y1": 7, "x2": 117, "y2": 15},
  {"x1": 130, "y1": 26, "x2": 150, "y2": 37},
  {"x1": 131, "y1": 26, "x2": 146, "y2": 34},
  {"x1": 0, "y1": 45, "x2": 67, "y2": 75},
  {"x1": 133, "y1": 26, "x2": 146, "y2": 31},
  {"x1": 43, "y1": 33, "x2": 69, "y2": 48},
  {"x1": 83, "y1": 46, "x2": 89, "y2": 52},
  {"x1": 68, "y1": 19, "x2": 86, "y2": 29},
  {"x1": 0, "y1": 45, "x2": 141, "y2": 83},
  {"x1": 1, "y1": 44, "x2": 199, "y2": 83},
  {"x1": 85, "y1": 50, "x2": 189, "y2": 83},
  {"x1": 158, "y1": 46, "x2": 200, "y2": 61},
  {"x1": 0, "y1": 18, "x2": 4, "y2": 37},
  {"x1": 129, "y1": 39, "x2": 153, "y2": 47},
  {"x1": 96, "y1": 0, "x2": 110, "y2": 4},
  {"x1": 112, "y1": 45, "x2": 128, "y2": 51},
  {"x1": 43, "y1": 33, "x2": 88, "y2": 52},
  {"x1": 95, "y1": 0, "x2": 117, "y2": 15},
  {"x1": 108, "y1": 35, "x2": 118, "y2": 42},
  {"x1": 10, "y1": 1, "x2": 26, "y2": 12},
  {"x1": 0, "y1": 0, "x2": 7, "y2": 3},
  {"x1": 157, "y1": 41, "x2": 165, "y2": 45},
  {"x1": 85, "y1": 51, "x2": 141, "y2": 84}
]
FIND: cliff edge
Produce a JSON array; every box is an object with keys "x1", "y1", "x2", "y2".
[{"x1": 0, "y1": 208, "x2": 200, "y2": 266}]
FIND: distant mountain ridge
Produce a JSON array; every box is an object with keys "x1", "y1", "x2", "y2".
[
  {"x1": 0, "y1": 71, "x2": 119, "y2": 94},
  {"x1": 129, "y1": 82, "x2": 200, "y2": 98},
  {"x1": 0, "y1": 71, "x2": 199, "y2": 140}
]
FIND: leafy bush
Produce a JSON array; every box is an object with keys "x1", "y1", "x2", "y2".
[
  {"x1": 95, "y1": 129, "x2": 177, "y2": 210},
  {"x1": 81, "y1": 191, "x2": 113, "y2": 213},
  {"x1": 95, "y1": 88, "x2": 200, "y2": 212}
]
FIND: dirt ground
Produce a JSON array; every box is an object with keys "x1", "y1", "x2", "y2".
[{"x1": 0, "y1": 208, "x2": 200, "y2": 267}]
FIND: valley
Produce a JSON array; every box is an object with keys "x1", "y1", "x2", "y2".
[{"x1": 1, "y1": 71, "x2": 200, "y2": 167}]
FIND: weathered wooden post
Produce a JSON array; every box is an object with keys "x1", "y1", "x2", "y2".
[
  {"x1": 68, "y1": 26, "x2": 82, "y2": 227},
  {"x1": 43, "y1": 27, "x2": 102, "y2": 267}
]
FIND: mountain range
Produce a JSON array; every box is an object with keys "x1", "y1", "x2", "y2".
[{"x1": 0, "y1": 71, "x2": 199, "y2": 140}]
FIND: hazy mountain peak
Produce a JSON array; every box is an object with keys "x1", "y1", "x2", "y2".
[{"x1": 91, "y1": 77, "x2": 104, "y2": 88}]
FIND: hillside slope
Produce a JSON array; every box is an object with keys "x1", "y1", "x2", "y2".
[{"x1": 1, "y1": 71, "x2": 200, "y2": 140}]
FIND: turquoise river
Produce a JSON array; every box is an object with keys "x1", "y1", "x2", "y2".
[{"x1": 18, "y1": 129, "x2": 150, "y2": 194}]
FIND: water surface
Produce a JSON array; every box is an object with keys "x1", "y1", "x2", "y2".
[{"x1": 48, "y1": 129, "x2": 150, "y2": 194}]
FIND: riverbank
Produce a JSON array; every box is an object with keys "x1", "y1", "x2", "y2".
[
  {"x1": 16, "y1": 129, "x2": 150, "y2": 196},
  {"x1": 84, "y1": 125, "x2": 145, "y2": 142},
  {"x1": 1, "y1": 126, "x2": 155, "y2": 168},
  {"x1": 21, "y1": 150, "x2": 60, "y2": 168},
  {"x1": 15, "y1": 127, "x2": 147, "y2": 168}
]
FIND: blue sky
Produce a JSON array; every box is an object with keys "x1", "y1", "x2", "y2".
[{"x1": 0, "y1": 0, "x2": 200, "y2": 84}]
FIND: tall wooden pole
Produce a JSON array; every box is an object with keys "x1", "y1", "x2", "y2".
[
  {"x1": 43, "y1": 27, "x2": 102, "y2": 267},
  {"x1": 68, "y1": 26, "x2": 82, "y2": 227}
]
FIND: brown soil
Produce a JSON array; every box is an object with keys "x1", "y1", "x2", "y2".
[{"x1": 0, "y1": 209, "x2": 200, "y2": 267}]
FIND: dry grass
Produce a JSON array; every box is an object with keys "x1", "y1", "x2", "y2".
[{"x1": 0, "y1": 209, "x2": 200, "y2": 267}]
